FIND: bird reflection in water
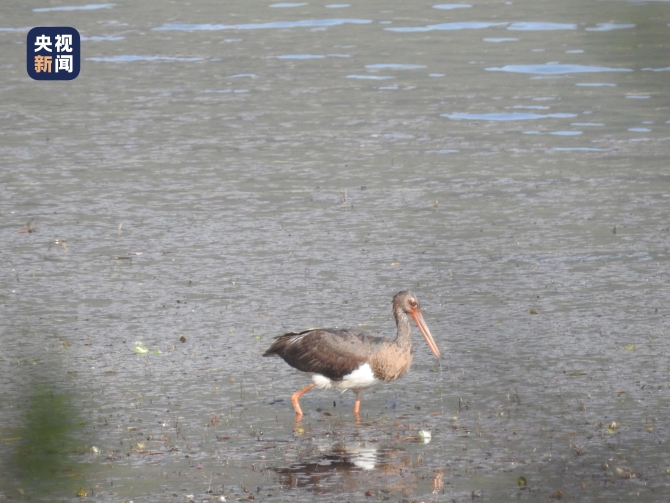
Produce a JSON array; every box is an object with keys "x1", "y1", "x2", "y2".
[{"x1": 273, "y1": 443, "x2": 445, "y2": 497}]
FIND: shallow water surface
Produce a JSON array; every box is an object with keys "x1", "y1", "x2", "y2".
[{"x1": 1, "y1": 0, "x2": 670, "y2": 501}]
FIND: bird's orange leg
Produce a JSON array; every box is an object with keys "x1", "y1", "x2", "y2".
[
  {"x1": 291, "y1": 383, "x2": 315, "y2": 416},
  {"x1": 353, "y1": 391, "x2": 362, "y2": 416}
]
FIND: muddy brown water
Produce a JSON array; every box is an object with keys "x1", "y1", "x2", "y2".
[{"x1": 1, "y1": 0, "x2": 670, "y2": 501}]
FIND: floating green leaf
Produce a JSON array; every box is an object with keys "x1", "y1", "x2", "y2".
[
  {"x1": 624, "y1": 344, "x2": 634, "y2": 350},
  {"x1": 518, "y1": 476, "x2": 527, "y2": 487},
  {"x1": 133, "y1": 345, "x2": 148, "y2": 354}
]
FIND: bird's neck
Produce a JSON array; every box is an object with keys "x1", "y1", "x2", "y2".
[{"x1": 393, "y1": 308, "x2": 413, "y2": 349}]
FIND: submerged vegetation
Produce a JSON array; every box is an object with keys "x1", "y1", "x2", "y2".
[{"x1": 8, "y1": 386, "x2": 87, "y2": 499}]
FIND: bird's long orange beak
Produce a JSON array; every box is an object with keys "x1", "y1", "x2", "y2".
[{"x1": 410, "y1": 307, "x2": 440, "y2": 358}]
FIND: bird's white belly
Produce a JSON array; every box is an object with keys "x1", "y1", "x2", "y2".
[{"x1": 310, "y1": 363, "x2": 380, "y2": 391}]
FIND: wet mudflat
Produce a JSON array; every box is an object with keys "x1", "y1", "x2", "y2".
[{"x1": 1, "y1": 0, "x2": 670, "y2": 501}]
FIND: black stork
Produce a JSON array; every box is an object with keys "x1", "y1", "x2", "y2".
[{"x1": 263, "y1": 291, "x2": 440, "y2": 417}]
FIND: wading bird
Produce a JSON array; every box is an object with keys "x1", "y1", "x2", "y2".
[{"x1": 263, "y1": 291, "x2": 440, "y2": 417}]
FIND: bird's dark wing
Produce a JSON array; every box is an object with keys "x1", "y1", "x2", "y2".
[{"x1": 263, "y1": 328, "x2": 385, "y2": 381}]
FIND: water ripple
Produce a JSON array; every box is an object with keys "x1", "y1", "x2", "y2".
[
  {"x1": 575, "y1": 82, "x2": 616, "y2": 86},
  {"x1": 487, "y1": 63, "x2": 633, "y2": 74},
  {"x1": 346, "y1": 75, "x2": 394, "y2": 80},
  {"x1": 433, "y1": 4, "x2": 472, "y2": 9},
  {"x1": 507, "y1": 22, "x2": 577, "y2": 31},
  {"x1": 443, "y1": 112, "x2": 577, "y2": 121},
  {"x1": 507, "y1": 105, "x2": 550, "y2": 110},
  {"x1": 153, "y1": 19, "x2": 372, "y2": 31},
  {"x1": 386, "y1": 21, "x2": 507, "y2": 32},
  {"x1": 81, "y1": 35, "x2": 125, "y2": 41},
  {"x1": 586, "y1": 23, "x2": 635, "y2": 31},
  {"x1": 484, "y1": 37, "x2": 518, "y2": 42},
  {"x1": 33, "y1": 3, "x2": 114, "y2": 11},
  {"x1": 87, "y1": 55, "x2": 204, "y2": 62},
  {"x1": 553, "y1": 147, "x2": 607, "y2": 151},
  {"x1": 277, "y1": 54, "x2": 326, "y2": 59},
  {"x1": 365, "y1": 64, "x2": 426, "y2": 69}
]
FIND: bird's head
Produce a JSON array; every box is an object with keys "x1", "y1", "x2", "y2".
[{"x1": 393, "y1": 291, "x2": 440, "y2": 358}]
